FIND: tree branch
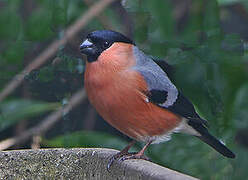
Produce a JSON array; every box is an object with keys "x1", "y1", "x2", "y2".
[
  {"x1": 0, "y1": 89, "x2": 86, "y2": 150},
  {"x1": 0, "y1": 0, "x2": 118, "y2": 102},
  {"x1": 84, "y1": 0, "x2": 114, "y2": 29}
]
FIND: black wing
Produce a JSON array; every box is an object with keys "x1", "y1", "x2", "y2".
[
  {"x1": 144, "y1": 58, "x2": 235, "y2": 158},
  {"x1": 148, "y1": 89, "x2": 208, "y2": 126},
  {"x1": 147, "y1": 84, "x2": 235, "y2": 158},
  {"x1": 149, "y1": 58, "x2": 208, "y2": 126}
]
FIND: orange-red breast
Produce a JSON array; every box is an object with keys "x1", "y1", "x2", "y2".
[{"x1": 80, "y1": 30, "x2": 235, "y2": 167}]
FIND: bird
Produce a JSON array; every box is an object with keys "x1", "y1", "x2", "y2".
[{"x1": 79, "y1": 30, "x2": 235, "y2": 168}]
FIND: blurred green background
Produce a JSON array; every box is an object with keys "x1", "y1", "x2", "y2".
[{"x1": 0, "y1": 0, "x2": 248, "y2": 179}]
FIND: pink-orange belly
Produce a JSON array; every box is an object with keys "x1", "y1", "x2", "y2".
[
  {"x1": 84, "y1": 58, "x2": 181, "y2": 142},
  {"x1": 85, "y1": 82, "x2": 181, "y2": 142}
]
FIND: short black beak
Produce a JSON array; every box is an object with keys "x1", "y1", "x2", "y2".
[
  {"x1": 80, "y1": 39, "x2": 94, "y2": 55},
  {"x1": 80, "y1": 39, "x2": 98, "y2": 62}
]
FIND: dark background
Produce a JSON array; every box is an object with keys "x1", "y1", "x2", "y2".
[{"x1": 0, "y1": 0, "x2": 248, "y2": 179}]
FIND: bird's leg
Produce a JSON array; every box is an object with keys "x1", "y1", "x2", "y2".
[
  {"x1": 119, "y1": 140, "x2": 152, "y2": 161},
  {"x1": 107, "y1": 140, "x2": 153, "y2": 171},
  {"x1": 107, "y1": 140, "x2": 136, "y2": 171}
]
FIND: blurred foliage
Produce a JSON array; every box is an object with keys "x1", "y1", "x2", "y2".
[
  {"x1": 0, "y1": 99, "x2": 59, "y2": 131},
  {"x1": 0, "y1": 0, "x2": 248, "y2": 179},
  {"x1": 25, "y1": 54, "x2": 83, "y2": 101},
  {"x1": 42, "y1": 130, "x2": 138, "y2": 152}
]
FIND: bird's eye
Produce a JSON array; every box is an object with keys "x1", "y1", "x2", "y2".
[{"x1": 103, "y1": 41, "x2": 111, "y2": 49}]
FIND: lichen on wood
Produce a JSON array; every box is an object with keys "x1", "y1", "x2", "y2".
[{"x1": 0, "y1": 148, "x2": 198, "y2": 180}]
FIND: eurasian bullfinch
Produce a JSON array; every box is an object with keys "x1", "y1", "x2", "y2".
[{"x1": 80, "y1": 30, "x2": 235, "y2": 168}]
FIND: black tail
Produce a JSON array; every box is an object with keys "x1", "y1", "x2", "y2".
[
  {"x1": 198, "y1": 132, "x2": 235, "y2": 158},
  {"x1": 188, "y1": 119, "x2": 235, "y2": 158}
]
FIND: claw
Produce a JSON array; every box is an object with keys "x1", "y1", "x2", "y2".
[
  {"x1": 107, "y1": 141, "x2": 136, "y2": 172},
  {"x1": 119, "y1": 153, "x2": 150, "y2": 162},
  {"x1": 107, "y1": 157, "x2": 114, "y2": 172},
  {"x1": 107, "y1": 140, "x2": 152, "y2": 172},
  {"x1": 107, "y1": 152, "x2": 150, "y2": 172},
  {"x1": 107, "y1": 151, "x2": 134, "y2": 172}
]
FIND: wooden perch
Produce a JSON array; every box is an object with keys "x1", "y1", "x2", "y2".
[{"x1": 0, "y1": 148, "x2": 199, "y2": 180}]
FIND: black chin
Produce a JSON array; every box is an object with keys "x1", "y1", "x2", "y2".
[
  {"x1": 80, "y1": 48, "x2": 100, "y2": 62},
  {"x1": 86, "y1": 54, "x2": 99, "y2": 62}
]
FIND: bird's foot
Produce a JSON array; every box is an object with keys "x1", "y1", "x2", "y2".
[
  {"x1": 118, "y1": 152, "x2": 150, "y2": 162},
  {"x1": 107, "y1": 151, "x2": 133, "y2": 171},
  {"x1": 107, "y1": 140, "x2": 152, "y2": 172},
  {"x1": 107, "y1": 151, "x2": 150, "y2": 171}
]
